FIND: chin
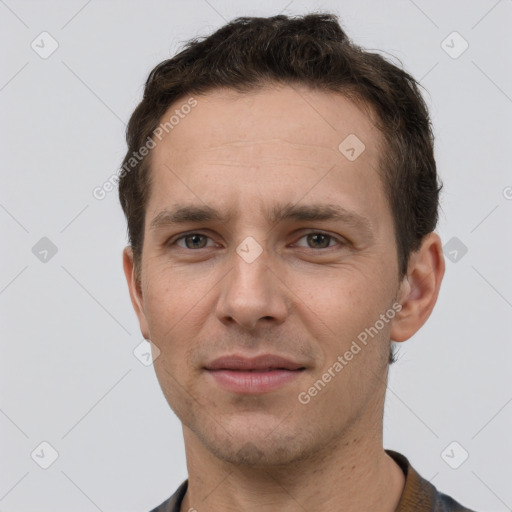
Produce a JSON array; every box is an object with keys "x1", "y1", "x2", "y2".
[{"x1": 193, "y1": 418, "x2": 314, "y2": 467}]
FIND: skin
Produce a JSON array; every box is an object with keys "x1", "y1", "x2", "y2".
[{"x1": 123, "y1": 84, "x2": 445, "y2": 512}]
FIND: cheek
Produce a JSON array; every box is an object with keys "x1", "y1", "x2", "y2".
[
  {"x1": 144, "y1": 261, "x2": 209, "y2": 318},
  {"x1": 292, "y1": 269, "x2": 393, "y2": 384},
  {"x1": 141, "y1": 273, "x2": 185, "y2": 352},
  {"x1": 294, "y1": 265, "x2": 388, "y2": 328},
  {"x1": 142, "y1": 267, "x2": 215, "y2": 367},
  {"x1": 299, "y1": 274, "x2": 392, "y2": 411}
]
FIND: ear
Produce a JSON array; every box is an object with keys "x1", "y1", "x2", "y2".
[
  {"x1": 122, "y1": 246, "x2": 150, "y2": 340},
  {"x1": 390, "y1": 232, "x2": 445, "y2": 342}
]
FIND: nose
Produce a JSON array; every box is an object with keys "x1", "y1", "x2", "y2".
[{"x1": 214, "y1": 246, "x2": 289, "y2": 331}]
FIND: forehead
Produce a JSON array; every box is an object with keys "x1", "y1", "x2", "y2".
[
  {"x1": 154, "y1": 85, "x2": 381, "y2": 159},
  {"x1": 146, "y1": 85, "x2": 388, "y2": 226}
]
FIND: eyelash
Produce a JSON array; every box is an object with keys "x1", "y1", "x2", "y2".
[{"x1": 168, "y1": 231, "x2": 346, "y2": 251}]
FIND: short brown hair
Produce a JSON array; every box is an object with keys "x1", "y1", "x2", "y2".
[{"x1": 118, "y1": 12, "x2": 441, "y2": 283}]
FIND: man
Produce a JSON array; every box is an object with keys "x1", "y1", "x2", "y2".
[{"x1": 119, "y1": 12, "x2": 476, "y2": 512}]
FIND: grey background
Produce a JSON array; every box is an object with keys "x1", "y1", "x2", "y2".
[{"x1": 1, "y1": 0, "x2": 511, "y2": 510}]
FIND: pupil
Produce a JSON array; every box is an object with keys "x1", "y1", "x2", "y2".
[
  {"x1": 309, "y1": 234, "x2": 329, "y2": 248},
  {"x1": 184, "y1": 234, "x2": 330, "y2": 249},
  {"x1": 187, "y1": 235, "x2": 205, "y2": 249}
]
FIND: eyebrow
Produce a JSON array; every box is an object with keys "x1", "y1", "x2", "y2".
[{"x1": 149, "y1": 203, "x2": 374, "y2": 237}]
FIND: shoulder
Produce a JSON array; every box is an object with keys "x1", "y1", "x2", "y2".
[
  {"x1": 148, "y1": 479, "x2": 188, "y2": 512},
  {"x1": 386, "y1": 450, "x2": 477, "y2": 512},
  {"x1": 434, "y1": 490, "x2": 477, "y2": 512}
]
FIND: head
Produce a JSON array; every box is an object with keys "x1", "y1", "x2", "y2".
[{"x1": 120, "y1": 13, "x2": 444, "y2": 467}]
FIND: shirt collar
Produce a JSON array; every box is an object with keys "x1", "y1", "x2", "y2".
[
  {"x1": 163, "y1": 449, "x2": 437, "y2": 512},
  {"x1": 386, "y1": 449, "x2": 437, "y2": 510}
]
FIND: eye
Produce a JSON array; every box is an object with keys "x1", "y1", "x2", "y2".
[
  {"x1": 167, "y1": 231, "x2": 346, "y2": 251},
  {"x1": 173, "y1": 233, "x2": 216, "y2": 250},
  {"x1": 293, "y1": 232, "x2": 345, "y2": 250}
]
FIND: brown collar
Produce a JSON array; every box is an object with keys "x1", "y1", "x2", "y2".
[
  {"x1": 152, "y1": 450, "x2": 474, "y2": 511},
  {"x1": 386, "y1": 449, "x2": 438, "y2": 510}
]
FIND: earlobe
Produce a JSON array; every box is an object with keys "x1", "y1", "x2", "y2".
[
  {"x1": 390, "y1": 233, "x2": 445, "y2": 343},
  {"x1": 122, "y1": 246, "x2": 150, "y2": 340}
]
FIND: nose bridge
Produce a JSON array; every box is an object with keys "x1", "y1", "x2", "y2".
[{"x1": 215, "y1": 238, "x2": 288, "y2": 329}]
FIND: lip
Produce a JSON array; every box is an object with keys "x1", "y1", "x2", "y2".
[
  {"x1": 206, "y1": 369, "x2": 305, "y2": 394},
  {"x1": 204, "y1": 354, "x2": 306, "y2": 371},
  {"x1": 204, "y1": 354, "x2": 307, "y2": 394}
]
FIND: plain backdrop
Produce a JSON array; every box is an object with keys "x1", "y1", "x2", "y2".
[{"x1": 1, "y1": 0, "x2": 511, "y2": 511}]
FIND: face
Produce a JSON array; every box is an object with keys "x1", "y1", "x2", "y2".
[{"x1": 124, "y1": 84, "x2": 417, "y2": 467}]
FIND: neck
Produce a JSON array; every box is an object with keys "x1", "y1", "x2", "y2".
[{"x1": 179, "y1": 422, "x2": 405, "y2": 512}]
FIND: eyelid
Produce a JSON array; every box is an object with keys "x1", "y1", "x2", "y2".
[
  {"x1": 169, "y1": 231, "x2": 218, "y2": 249},
  {"x1": 291, "y1": 230, "x2": 348, "y2": 249},
  {"x1": 167, "y1": 229, "x2": 348, "y2": 250}
]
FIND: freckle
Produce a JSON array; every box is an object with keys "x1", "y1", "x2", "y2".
[{"x1": 351, "y1": 465, "x2": 355, "y2": 470}]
